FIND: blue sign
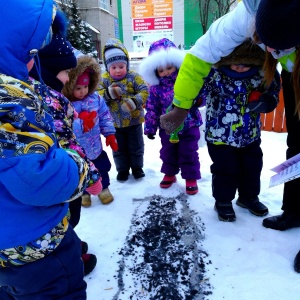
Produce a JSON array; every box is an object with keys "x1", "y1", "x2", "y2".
[{"x1": 114, "y1": 18, "x2": 119, "y2": 38}]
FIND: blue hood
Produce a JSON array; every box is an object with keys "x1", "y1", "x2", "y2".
[{"x1": 0, "y1": 0, "x2": 54, "y2": 81}]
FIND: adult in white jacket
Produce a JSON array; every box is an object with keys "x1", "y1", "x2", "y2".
[{"x1": 160, "y1": 0, "x2": 300, "y2": 273}]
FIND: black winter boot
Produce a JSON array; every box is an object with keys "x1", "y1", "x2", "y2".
[
  {"x1": 236, "y1": 197, "x2": 268, "y2": 216},
  {"x1": 262, "y1": 212, "x2": 300, "y2": 231},
  {"x1": 294, "y1": 251, "x2": 300, "y2": 273},
  {"x1": 117, "y1": 171, "x2": 129, "y2": 181},
  {"x1": 132, "y1": 168, "x2": 145, "y2": 179},
  {"x1": 214, "y1": 202, "x2": 236, "y2": 222}
]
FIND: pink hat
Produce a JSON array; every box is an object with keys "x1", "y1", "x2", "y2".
[{"x1": 76, "y1": 69, "x2": 90, "y2": 86}]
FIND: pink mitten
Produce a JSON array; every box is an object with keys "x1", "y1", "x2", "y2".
[{"x1": 85, "y1": 178, "x2": 102, "y2": 195}]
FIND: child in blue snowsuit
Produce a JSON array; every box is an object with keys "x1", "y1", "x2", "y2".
[
  {"x1": 0, "y1": 1, "x2": 90, "y2": 298},
  {"x1": 199, "y1": 40, "x2": 280, "y2": 222},
  {"x1": 29, "y1": 23, "x2": 101, "y2": 276}
]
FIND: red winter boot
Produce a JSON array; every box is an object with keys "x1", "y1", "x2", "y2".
[
  {"x1": 186, "y1": 179, "x2": 198, "y2": 195},
  {"x1": 160, "y1": 175, "x2": 176, "y2": 188},
  {"x1": 81, "y1": 253, "x2": 97, "y2": 276}
]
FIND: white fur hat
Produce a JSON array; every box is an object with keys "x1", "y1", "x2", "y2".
[{"x1": 139, "y1": 38, "x2": 186, "y2": 86}]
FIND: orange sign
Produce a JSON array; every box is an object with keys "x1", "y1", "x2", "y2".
[
  {"x1": 132, "y1": 0, "x2": 173, "y2": 18},
  {"x1": 132, "y1": 0, "x2": 172, "y2": 5}
]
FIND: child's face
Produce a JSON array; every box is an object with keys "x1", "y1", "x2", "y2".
[
  {"x1": 109, "y1": 62, "x2": 127, "y2": 80},
  {"x1": 157, "y1": 65, "x2": 176, "y2": 77},
  {"x1": 73, "y1": 85, "x2": 89, "y2": 100},
  {"x1": 230, "y1": 64, "x2": 251, "y2": 73},
  {"x1": 56, "y1": 70, "x2": 70, "y2": 85}
]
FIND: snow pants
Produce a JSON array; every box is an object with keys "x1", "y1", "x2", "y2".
[
  {"x1": 159, "y1": 126, "x2": 201, "y2": 180},
  {"x1": 281, "y1": 69, "x2": 300, "y2": 213},
  {"x1": 207, "y1": 139, "x2": 262, "y2": 204},
  {"x1": 113, "y1": 124, "x2": 144, "y2": 173},
  {"x1": 0, "y1": 226, "x2": 86, "y2": 299}
]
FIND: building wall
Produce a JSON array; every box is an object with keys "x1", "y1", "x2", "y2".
[
  {"x1": 57, "y1": 0, "x2": 238, "y2": 58},
  {"x1": 77, "y1": 0, "x2": 119, "y2": 59},
  {"x1": 184, "y1": 0, "x2": 202, "y2": 49},
  {"x1": 119, "y1": 0, "x2": 185, "y2": 54}
]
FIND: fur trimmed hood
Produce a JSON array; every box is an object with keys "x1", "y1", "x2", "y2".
[
  {"x1": 139, "y1": 38, "x2": 186, "y2": 86},
  {"x1": 62, "y1": 55, "x2": 100, "y2": 101},
  {"x1": 214, "y1": 39, "x2": 265, "y2": 68}
]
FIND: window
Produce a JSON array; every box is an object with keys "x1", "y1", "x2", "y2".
[{"x1": 99, "y1": 0, "x2": 110, "y2": 11}]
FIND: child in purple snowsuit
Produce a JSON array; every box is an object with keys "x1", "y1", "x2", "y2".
[{"x1": 139, "y1": 38, "x2": 203, "y2": 195}]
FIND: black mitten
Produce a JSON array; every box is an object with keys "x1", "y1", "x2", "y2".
[{"x1": 248, "y1": 94, "x2": 278, "y2": 113}]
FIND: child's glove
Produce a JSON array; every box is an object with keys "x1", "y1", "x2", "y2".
[
  {"x1": 85, "y1": 177, "x2": 102, "y2": 195},
  {"x1": 194, "y1": 97, "x2": 203, "y2": 107},
  {"x1": 105, "y1": 134, "x2": 118, "y2": 151},
  {"x1": 160, "y1": 106, "x2": 188, "y2": 135},
  {"x1": 147, "y1": 134, "x2": 155, "y2": 140},
  {"x1": 121, "y1": 98, "x2": 138, "y2": 112},
  {"x1": 248, "y1": 91, "x2": 278, "y2": 113},
  {"x1": 78, "y1": 111, "x2": 97, "y2": 132},
  {"x1": 105, "y1": 84, "x2": 123, "y2": 100}
]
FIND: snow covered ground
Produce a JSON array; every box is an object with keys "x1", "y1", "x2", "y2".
[{"x1": 76, "y1": 129, "x2": 300, "y2": 300}]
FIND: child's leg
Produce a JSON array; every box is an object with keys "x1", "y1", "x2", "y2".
[
  {"x1": 207, "y1": 143, "x2": 239, "y2": 221},
  {"x1": 69, "y1": 197, "x2": 82, "y2": 228},
  {"x1": 127, "y1": 124, "x2": 145, "y2": 178},
  {"x1": 236, "y1": 139, "x2": 268, "y2": 216},
  {"x1": 177, "y1": 126, "x2": 201, "y2": 180},
  {"x1": 237, "y1": 139, "x2": 262, "y2": 200},
  {"x1": 159, "y1": 129, "x2": 180, "y2": 176},
  {"x1": 93, "y1": 151, "x2": 114, "y2": 204},
  {"x1": 0, "y1": 226, "x2": 86, "y2": 299},
  {"x1": 113, "y1": 127, "x2": 130, "y2": 174},
  {"x1": 93, "y1": 150, "x2": 111, "y2": 189}
]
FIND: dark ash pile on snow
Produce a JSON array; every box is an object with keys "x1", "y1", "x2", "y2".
[{"x1": 112, "y1": 194, "x2": 213, "y2": 300}]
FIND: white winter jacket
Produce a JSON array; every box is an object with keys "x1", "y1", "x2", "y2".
[{"x1": 173, "y1": 0, "x2": 260, "y2": 109}]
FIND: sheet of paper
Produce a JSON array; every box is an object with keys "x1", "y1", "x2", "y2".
[
  {"x1": 269, "y1": 160, "x2": 300, "y2": 187},
  {"x1": 270, "y1": 153, "x2": 300, "y2": 173}
]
